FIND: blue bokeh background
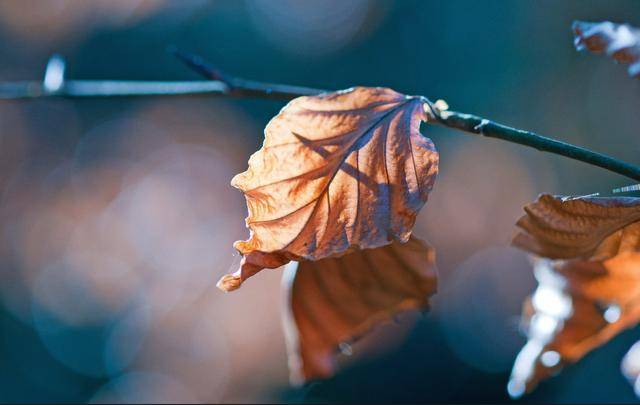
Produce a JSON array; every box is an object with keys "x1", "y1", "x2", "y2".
[{"x1": 1, "y1": 1, "x2": 640, "y2": 403}]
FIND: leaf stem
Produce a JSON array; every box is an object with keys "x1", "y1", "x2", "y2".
[{"x1": 2, "y1": 53, "x2": 640, "y2": 182}]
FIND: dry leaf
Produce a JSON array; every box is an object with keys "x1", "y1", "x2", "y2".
[
  {"x1": 219, "y1": 87, "x2": 438, "y2": 291},
  {"x1": 508, "y1": 194, "x2": 640, "y2": 397},
  {"x1": 513, "y1": 194, "x2": 640, "y2": 260},
  {"x1": 281, "y1": 235, "x2": 437, "y2": 384},
  {"x1": 573, "y1": 20, "x2": 640, "y2": 78}
]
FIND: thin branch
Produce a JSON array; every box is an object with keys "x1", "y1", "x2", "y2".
[
  {"x1": 0, "y1": 54, "x2": 231, "y2": 99},
  {"x1": 2, "y1": 53, "x2": 640, "y2": 183},
  {"x1": 0, "y1": 53, "x2": 320, "y2": 100},
  {"x1": 170, "y1": 49, "x2": 322, "y2": 100},
  {"x1": 432, "y1": 110, "x2": 640, "y2": 183},
  {"x1": 174, "y1": 51, "x2": 640, "y2": 183},
  {"x1": 0, "y1": 78, "x2": 321, "y2": 100},
  {"x1": 0, "y1": 79, "x2": 232, "y2": 99}
]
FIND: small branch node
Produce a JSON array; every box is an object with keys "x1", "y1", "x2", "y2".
[
  {"x1": 43, "y1": 54, "x2": 66, "y2": 94},
  {"x1": 473, "y1": 119, "x2": 490, "y2": 134},
  {"x1": 434, "y1": 99, "x2": 449, "y2": 111},
  {"x1": 170, "y1": 47, "x2": 233, "y2": 86},
  {"x1": 422, "y1": 97, "x2": 447, "y2": 124}
]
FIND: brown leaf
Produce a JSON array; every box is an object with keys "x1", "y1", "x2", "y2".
[
  {"x1": 281, "y1": 235, "x2": 437, "y2": 384},
  {"x1": 573, "y1": 20, "x2": 640, "y2": 78},
  {"x1": 508, "y1": 194, "x2": 640, "y2": 397},
  {"x1": 513, "y1": 193, "x2": 640, "y2": 260},
  {"x1": 218, "y1": 87, "x2": 438, "y2": 291}
]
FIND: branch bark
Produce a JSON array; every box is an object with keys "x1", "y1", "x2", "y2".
[
  {"x1": 433, "y1": 110, "x2": 640, "y2": 183},
  {"x1": 2, "y1": 52, "x2": 640, "y2": 183}
]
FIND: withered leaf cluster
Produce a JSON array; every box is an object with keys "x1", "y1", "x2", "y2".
[
  {"x1": 509, "y1": 194, "x2": 640, "y2": 397},
  {"x1": 220, "y1": 86, "x2": 438, "y2": 382},
  {"x1": 216, "y1": 20, "x2": 640, "y2": 396},
  {"x1": 505, "y1": 19, "x2": 640, "y2": 397}
]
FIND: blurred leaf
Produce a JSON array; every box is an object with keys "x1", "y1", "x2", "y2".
[
  {"x1": 573, "y1": 20, "x2": 640, "y2": 78},
  {"x1": 218, "y1": 87, "x2": 438, "y2": 291},
  {"x1": 508, "y1": 194, "x2": 640, "y2": 397},
  {"x1": 282, "y1": 235, "x2": 437, "y2": 384}
]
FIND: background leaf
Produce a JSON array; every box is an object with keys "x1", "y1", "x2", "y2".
[
  {"x1": 574, "y1": 20, "x2": 640, "y2": 78},
  {"x1": 513, "y1": 194, "x2": 640, "y2": 260},
  {"x1": 281, "y1": 235, "x2": 437, "y2": 384},
  {"x1": 509, "y1": 194, "x2": 640, "y2": 397}
]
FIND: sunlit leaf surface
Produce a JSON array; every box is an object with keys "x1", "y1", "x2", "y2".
[{"x1": 219, "y1": 87, "x2": 438, "y2": 291}]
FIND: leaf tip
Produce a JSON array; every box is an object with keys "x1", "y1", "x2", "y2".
[{"x1": 216, "y1": 273, "x2": 242, "y2": 292}]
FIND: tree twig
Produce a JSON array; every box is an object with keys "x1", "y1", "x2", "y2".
[
  {"x1": 0, "y1": 54, "x2": 230, "y2": 99},
  {"x1": 2, "y1": 53, "x2": 640, "y2": 182},
  {"x1": 0, "y1": 53, "x2": 321, "y2": 101},
  {"x1": 170, "y1": 49, "x2": 322, "y2": 100},
  {"x1": 432, "y1": 110, "x2": 640, "y2": 183},
  {"x1": 174, "y1": 50, "x2": 640, "y2": 183}
]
